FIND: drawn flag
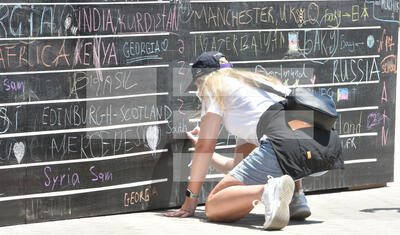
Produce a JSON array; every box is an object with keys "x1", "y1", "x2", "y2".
[{"x1": 337, "y1": 88, "x2": 349, "y2": 101}]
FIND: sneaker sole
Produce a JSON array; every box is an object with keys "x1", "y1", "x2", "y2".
[
  {"x1": 290, "y1": 207, "x2": 311, "y2": 220},
  {"x1": 264, "y1": 175, "x2": 295, "y2": 230}
]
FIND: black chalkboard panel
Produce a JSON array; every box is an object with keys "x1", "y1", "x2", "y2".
[{"x1": 0, "y1": 0, "x2": 397, "y2": 226}]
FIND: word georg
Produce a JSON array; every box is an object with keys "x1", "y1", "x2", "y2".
[
  {"x1": 123, "y1": 186, "x2": 158, "y2": 207},
  {"x1": 43, "y1": 165, "x2": 112, "y2": 191}
]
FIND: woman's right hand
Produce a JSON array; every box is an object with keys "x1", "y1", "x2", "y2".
[
  {"x1": 187, "y1": 127, "x2": 200, "y2": 145},
  {"x1": 164, "y1": 197, "x2": 198, "y2": 218}
]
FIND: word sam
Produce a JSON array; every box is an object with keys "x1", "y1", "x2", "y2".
[
  {"x1": 1, "y1": 78, "x2": 25, "y2": 92},
  {"x1": 44, "y1": 165, "x2": 112, "y2": 191}
]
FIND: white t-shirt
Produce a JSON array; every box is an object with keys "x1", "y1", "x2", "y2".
[{"x1": 201, "y1": 77, "x2": 285, "y2": 145}]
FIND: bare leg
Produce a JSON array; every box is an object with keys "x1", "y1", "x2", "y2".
[
  {"x1": 205, "y1": 174, "x2": 264, "y2": 222},
  {"x1": 295, "y1": 180, "x2": 303, "y2": 193}
]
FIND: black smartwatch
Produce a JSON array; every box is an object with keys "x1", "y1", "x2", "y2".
[{"x1": 185, "y1": 189, "x2": 199, "y2": 199}]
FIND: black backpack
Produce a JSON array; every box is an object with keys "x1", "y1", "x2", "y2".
[{"x1": 256, "y1": 101, "x2": 344, "y2": 180}]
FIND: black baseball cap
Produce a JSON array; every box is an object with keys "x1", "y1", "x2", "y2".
[{"x1": 185, "y1": 51, "x2": 233, "y2": 92}]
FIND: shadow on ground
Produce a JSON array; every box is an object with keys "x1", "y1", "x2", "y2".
[
  {"x1": 360, "y1": 208, "x2": 400, "y2": 213},
  {"x1": 156, "y1": 209, "x2": 323, "y2": 231}
]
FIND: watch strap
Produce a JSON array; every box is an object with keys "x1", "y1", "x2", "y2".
[{"x1": 185, "y1": 189, "x2": 199, "y2": 199}]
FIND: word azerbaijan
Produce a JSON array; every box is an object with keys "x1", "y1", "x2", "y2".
[{"x1": 43, "y1": 165, "x2": 112, "y2": 191}]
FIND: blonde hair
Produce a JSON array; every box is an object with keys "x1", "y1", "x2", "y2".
[{"x1": 195, "y1": 68, "x2": 282, "y2": 110}]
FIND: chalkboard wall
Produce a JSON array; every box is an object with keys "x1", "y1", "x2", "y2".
[{"x1": 0, "y1": 0, "x2": 397, "y2": 226}]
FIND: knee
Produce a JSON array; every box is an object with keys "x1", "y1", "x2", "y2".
[{"x1": 205, "y1": 196, "x2": 220, "y2": 221}]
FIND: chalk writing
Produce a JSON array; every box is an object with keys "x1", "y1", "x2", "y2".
[
  {"x1": 378, "y1": 29, "x2": 395, "y2": 53},
  {"x1": 0, "y1": 5, "x2": 55, "y2": 37},
  {"x1": 1, "y1": 78, "x2": 25, "y2": 93},
  {"x1": 340, "y1": 34, "x2": 365, "y2": 53},
  {"x1": 78, "y1": 6, "x2": 179, "y2": 34},
  {"x1": 0, "y1": 107, "x2": 11, "y2": 134},
  {"x1": 335, "y1": 112, "x2": 362, "y2": 135},
  {"x1": 40, "y1": 104, "x2": 172, "y2": 129},
  {"x1": 341, "y1": 137, "x2": 357, "y2": 149},
  {"x1": 49, "y1": 126, "x2": 164, "y2": 160},
  {"x1": 70, "y1": 71, "x2": 139, "y2": 98},
  {"x1": 332, "y1": 58, "x2": 380, "y2": 83},
  {"x1": 89, "y1": 165, "x2": 112, "y2": 183},
  {"x1": 74, "y1": 38, "x2": 118, "y2": 67},
  {"x1": 255, "y1": 64, "x2": 312, "y2": 86},
  {"x1": 123, "y1": 186, "x2": 158, "y2": 207},
  {"x1": 366, "y1": 112, "x2": 388, "y2": 130},
  {"x1": 302, "y1": 30, "x2": 339, "y2": 58},
  {"x1": 44, "y1": 165, "x2": 113, "y2": 191},
  {"x1": 381, "y1": 54, "x2": 397, "y2": 74},
  {"x1": 194, "y1": 31, "x2": 285, "y2": 57},
  {"x1": 167, "y1": 116, "x2": 189, "y2": 134},
  {"x1": 44, "y1": 166, "x2": 80, "y2": 191},
  {"x1": 313, "y1": 87, "x2": 334, "y2": 101},
  {"x1": 381, "y1": 110, "x2": 389, "y2": 146},
  {"x1": 381, "y1": 81, "x2": 388, "y2": 103},
  {"x1": 188, "y1": 2, "x2": 370, "y2": 29},
  {"x1": 122, "y1": 39, "x2": 169, "y2": 63},
  {"x1": 0, "y1": 41, "x2": 69, "y2": 69}
]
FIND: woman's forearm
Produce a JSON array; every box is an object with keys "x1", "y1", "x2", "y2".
[
  {"x1": 187, "y1": 147, "x2": 214, "y2": 194},
  {"x1": 187, "y1": 112, "x2": 222, "y2": 195}
]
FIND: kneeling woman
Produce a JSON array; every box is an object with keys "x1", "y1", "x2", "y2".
[{"x1": 165, "y1": 51, "x2": 343, "y2": 230}]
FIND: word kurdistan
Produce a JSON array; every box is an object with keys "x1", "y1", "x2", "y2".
[{"x1": 78, "y1": 6, "x2": 179, "y2": 33}]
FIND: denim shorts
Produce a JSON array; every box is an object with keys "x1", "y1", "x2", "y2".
[{"x1": 229, "y1": 140, "x2": 283, "y2": 185}]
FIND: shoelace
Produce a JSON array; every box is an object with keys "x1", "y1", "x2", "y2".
[{"x1": 252, "y1": 175, "x2": 275, "y2": 207}]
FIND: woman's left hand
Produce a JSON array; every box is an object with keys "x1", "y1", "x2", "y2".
[
  {"x1": 187, "y1": 127, "x2": 200, "y2": 145},
  {"x1": 164, "y1": 197, "x2": 198, "y2": 218}
]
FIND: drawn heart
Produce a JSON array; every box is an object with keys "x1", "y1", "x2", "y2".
[
  {"x1": 310, "y1": 75, "x2": 316, "y2": 85},
  {"x1": 64, "y1": 16, "x2": 72, "y2": 30},
  {"x1": 146, "y1": 126, "x2": 160, "y2": 151},
  {"x1": 71, "y1": 26, "x2": 78, "y2": 35},
  {"x1": 13, "y1": 142, "x2": 25, "y2": 164},
  {"x1": 161, "y1": 39, "x2": 169, "y2": 51}
]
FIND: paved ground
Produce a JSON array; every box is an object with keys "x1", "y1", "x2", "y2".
[{"x1": 0, "y1": 182, "x2": 399, "y2": 235}]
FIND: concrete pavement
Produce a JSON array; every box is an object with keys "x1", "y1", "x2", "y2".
[{"x1": 0, "y1": 182, "x2": 399, "y2": 235}]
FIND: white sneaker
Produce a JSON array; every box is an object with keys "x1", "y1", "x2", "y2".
[
  {"x1": 253, "y1": 175, "x2": 295, "y2": 230},
  {"x1": 289, "y1": 191, "x2": 311, "y2": 220}
]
